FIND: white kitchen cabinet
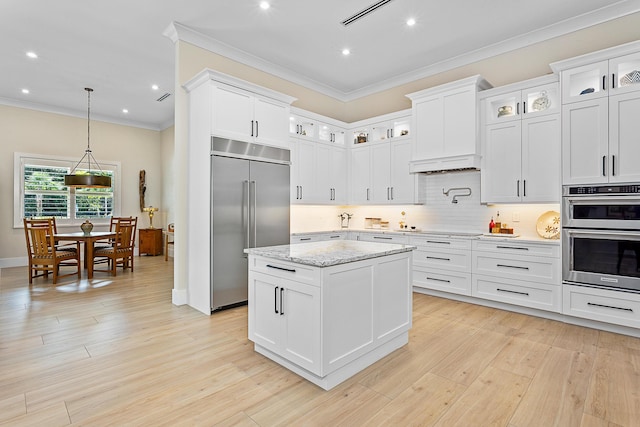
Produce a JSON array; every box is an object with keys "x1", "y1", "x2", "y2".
[
  {"x1": 356, "y1": 232, "x2": 409, "y2": 244},
  {"x1": 483, "y1": 114, "x2": 560, "y2": 203},
  {"x1": 349, "y1": 110, "x2": 411, "y2": 145},
  {"x1": 563, "y1": 284, "x2": 640, "y2": 329},
  {"x1": 318, "y1": 121, "x2": 345, "y2": 144},
  {"x1": 411, "y1": 235, "x2": 473, "y2": 296},
  {"x1": 472, "y1": 239, "x2": 561, "y2": 313},
  {"x1": 247, "y1": 247, "x2": 412, "y2": 390},
  {"x1": 481, "y1": 76, "x2": 560, "y2": 203},
  {"x1": 289, "y1": 114, "x2": 317, "y2": 140},
  {"x1": 290, "y1": 138, "x2": 316, "y2": 203},
  {"x1": 316, "y1": 144, "x2": 347, "y2": 204},
  {"x1": 290, "y1": 232, "x2": 346, "y2": 244},
  {"x1": 212, "y1": 84, "x2": 290, "y2": 148},
  {"x1": 349, "y1": 139, "x2": 415, "y2": 205},
  {"x1": 249, "y1": 270, "x2": 321, "y2": 374},
  {"x1": 291, "y1": 139, "x2": 346, "y2": 205},
  {"x1": 552, "y1": 42, "x2": 640, "y2": 185},
  {"x1": 369, "y1": 116, "x2": 411, "y2": 143},
  {"x1": 407, "y1": 75, "x2": 491, "y2": 173}
]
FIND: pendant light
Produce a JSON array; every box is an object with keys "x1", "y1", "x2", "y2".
[{"x1": 64, "y1": 87, "x2": 112, "y2": 188}]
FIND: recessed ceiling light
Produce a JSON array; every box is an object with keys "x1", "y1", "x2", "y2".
[
  {"x1": 259, "y1": 1, "x2": 270, "y2": 10},
  {"x1": 342, "y1": 48, "x2": 351, "y2": 56},
  {"x1": 406, "y1": 18, "x2": 416, "y2": 26},
  {"x1": 151, "y1": 84, "x2": 159, "y2": 91},
  {"x1": 21, "y1": 88, "x2": 30, "y2": 94},
  {"x1": 122, "y1": 109, "x2": 129, "y2": 114},
  {"x1": 26, "y1": 51, "x2": 38, "y2": 59}
]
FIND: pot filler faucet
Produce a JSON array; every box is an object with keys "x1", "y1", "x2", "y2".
[
  {"x1": 339, "y1": 212, "x2": 353, "y2": 228},
  {"x1": 443, "y1": 187, "x2": 472, "y2": 204}
]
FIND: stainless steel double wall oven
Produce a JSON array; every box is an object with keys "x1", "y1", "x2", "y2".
[{"x1": 562, "y1": 184, "x2": 640, "y2": 291}]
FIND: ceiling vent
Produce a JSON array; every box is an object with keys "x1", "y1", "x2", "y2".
[
  {"x1": 341, "y1": 0, "x2": 394, "y2": 26},
  {"x1": 156, "y1": 92, "x2": 171, "y2": 102}
]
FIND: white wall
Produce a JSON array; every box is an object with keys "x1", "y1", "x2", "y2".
[{"x1": 0, "y1": 105, "x2": 166, "y2": 265}]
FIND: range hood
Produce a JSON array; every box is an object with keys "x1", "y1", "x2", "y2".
[{"x1": 409, "y1": 154, "x2": 481, "y2": 174}]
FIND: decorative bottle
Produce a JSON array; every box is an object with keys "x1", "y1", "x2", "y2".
[{"x1": 489, "y1": 217, "x2": 495, "y2": 233}]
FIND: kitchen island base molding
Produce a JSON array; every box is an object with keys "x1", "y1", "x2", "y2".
[{"x1": 254, "y1": 332, "x2": 408, "y2": 391}]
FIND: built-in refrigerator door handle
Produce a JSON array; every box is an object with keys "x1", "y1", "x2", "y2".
[
  {"x1": 243, "y1": 180, "x2": 250, "y2": 255},
  {"x1": 250, "y1": 180, "x2": 257, "y2": 248}
]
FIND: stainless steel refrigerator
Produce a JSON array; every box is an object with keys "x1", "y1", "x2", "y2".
[{"x1": 210, "y1": 137, "x2": 290, "y2": 312}]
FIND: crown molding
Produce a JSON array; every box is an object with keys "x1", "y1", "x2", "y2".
[
  {"x1": 168, "y1": 3, "x2": 640, "y2": 102},
  {"x1": 0, "y1": 97, "x2": 167, "y2": 131}
]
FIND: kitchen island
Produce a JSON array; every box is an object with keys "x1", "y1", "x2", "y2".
[{"x1": 245, "y1": 240, "x2": 415, "y2": 390}]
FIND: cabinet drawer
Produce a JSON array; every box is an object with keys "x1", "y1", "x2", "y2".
[
  {"x1": 290, "y1": 234, "x2": 322, "y2": 243},
  {"x1": 473, "y1": 275, "x2": 561, "y2": 312},
  {"x1": 410, "y1": 235, "x2": 472, "y2": 250},
  {"x1": 250, "y1": 256, "x2": 320, "y2": 285},
  {"x1": 563, "y1": 284, "x2": 640, "y2": 329},
  {"x1": 413, "y1": 267, "x2": 471, "y2": 296},
  {"x1": 472, "y1": 240, "x2": 559, "y2": 257},
  {"x1": 357, "y1": 233, "x2": 409, "y2": 244},
  {"x1": 413, "y1": 248, "x2": 471, "y2": 272},
  {"x1": 473, "y1": 252, "x2": 560, "y2": 285}
]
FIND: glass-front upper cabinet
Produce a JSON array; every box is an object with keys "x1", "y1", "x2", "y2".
[
  {"x1": 352, "y1": 127, "x2": 370, "y2": 145},
  {"x1": 369, "y1": 117, "x2": 411, "y2": 142},
  {"x1": 318, "y1": 122, "x2": 345, "y2": 144},
  {"x1": 289, "y1": 115, "x2": 316, "y2": 139},
  {"x1": 485, "y1": 83, "x2": 559, "y2": 125},
  {"x1": 562, "y1": 52, "x2": 640, "y2": 103},
  {"x1": 610, "y1": 52, "x2": 640, "y2": 94}
]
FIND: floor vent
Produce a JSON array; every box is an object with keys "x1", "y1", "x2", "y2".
[
  {"x1": 156, "y1": 93, "x2": 171, "y2": 102},
  {"x1": 341, "y1": 0, "x2": 394, "y2": 26}
]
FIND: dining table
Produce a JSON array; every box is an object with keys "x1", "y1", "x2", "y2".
[{"x1": 54, "y1": 231, "x2": 116, "y2": 279}]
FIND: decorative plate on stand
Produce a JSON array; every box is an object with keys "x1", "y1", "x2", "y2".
[{"x1": 536, "y1": 210, "x2": 560, "y2": 239}]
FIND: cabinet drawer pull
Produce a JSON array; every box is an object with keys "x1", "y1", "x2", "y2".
[
  {"x1": 374, "y1": 236, "x2": 393, "y2": 240},
  {"x1": 274, "y1": 286, "x2": 279, "y2": 314},
  {"x1": 267, "y1": 264, "x2": 296, "y2": 273},
  {"x1": 299, "y1": 237, "x2": 311, "y2": 241},
  {"x1": 427, "y1": 276, "x2": 451, "y2": 283},
  {"x1": 497, "y1": 288, "x2": 529, "y2": 296},
  {"x1": 497, "y1": 264, "x2": 529, "y2": 270},
  {"x1": 587, "y1": 302, "x2": 632, "y2": 312},
  {"x1": 496, "y1": 245, "x2": 528, "y2": 251},
  {"x1": 426, "y1": 240, "x2": 450, "y2": 245},
  {"x1": 612, "y1": 155, "x2": 616, "y2": 176},
  {"x1": 329, "y1": 235, "x2": 340, "y2": 239},
  {"x1": 426, "y1": 256, "x2": 451, "y2": 261},
  {"x1": 280, "y1": 287, "x2": 284, "y2": 315}
]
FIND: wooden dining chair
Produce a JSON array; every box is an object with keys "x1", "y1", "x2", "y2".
[
  {"x1": 23, "y1": 218, "x2": 81, "y2": 284},
  {"x1": 93, "y1": 217, "x2": 137, "y2": 276},
  {"x1": 94, "y1": 216, "x2": 135, "y2": 251}
]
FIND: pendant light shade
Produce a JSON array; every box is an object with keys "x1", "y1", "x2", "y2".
[{"x1": 64, "y1": 88, "x2": 112, "y2": 188}]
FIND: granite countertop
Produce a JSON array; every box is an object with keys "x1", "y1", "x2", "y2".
[
  {"x1": 290, "y1": 229, "x2": 559, "y2": 244},
  {"x1": 244, "y1": 240, "x2": 417, "y2": 267}
]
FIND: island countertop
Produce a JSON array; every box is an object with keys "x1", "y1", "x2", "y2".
[{"x1": 244, "y1": 240, "x2": 416, "y2": 267}]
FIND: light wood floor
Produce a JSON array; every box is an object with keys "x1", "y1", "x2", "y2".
[{"x1": 1, "y1": 257, "x2": 640, "y2": 426}]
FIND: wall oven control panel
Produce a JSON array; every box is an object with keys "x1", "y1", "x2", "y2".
[{"x1": 566, "y1": 185, "x2": 640, "y2": 195}]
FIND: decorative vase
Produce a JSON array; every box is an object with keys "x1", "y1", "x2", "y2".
[{"x1": 80, "y1": 220, "x2": 93, "y2": 235}]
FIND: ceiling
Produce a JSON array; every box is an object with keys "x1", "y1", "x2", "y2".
[{"x1": 2, "y1": 0, "x2": 639, "y2": 131}]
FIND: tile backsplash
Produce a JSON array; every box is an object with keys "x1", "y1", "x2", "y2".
[{"x1": 291, "y1": 170, "x2": 560, "y2": 239}]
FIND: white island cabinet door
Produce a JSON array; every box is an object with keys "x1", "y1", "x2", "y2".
[{"x1": 248, "y1": 271, "x2": 321, "y2": 375}]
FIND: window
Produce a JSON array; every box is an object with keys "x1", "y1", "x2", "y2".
[{"x1": 14, "y1": 153, "x2": 121, "y2": 228}]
